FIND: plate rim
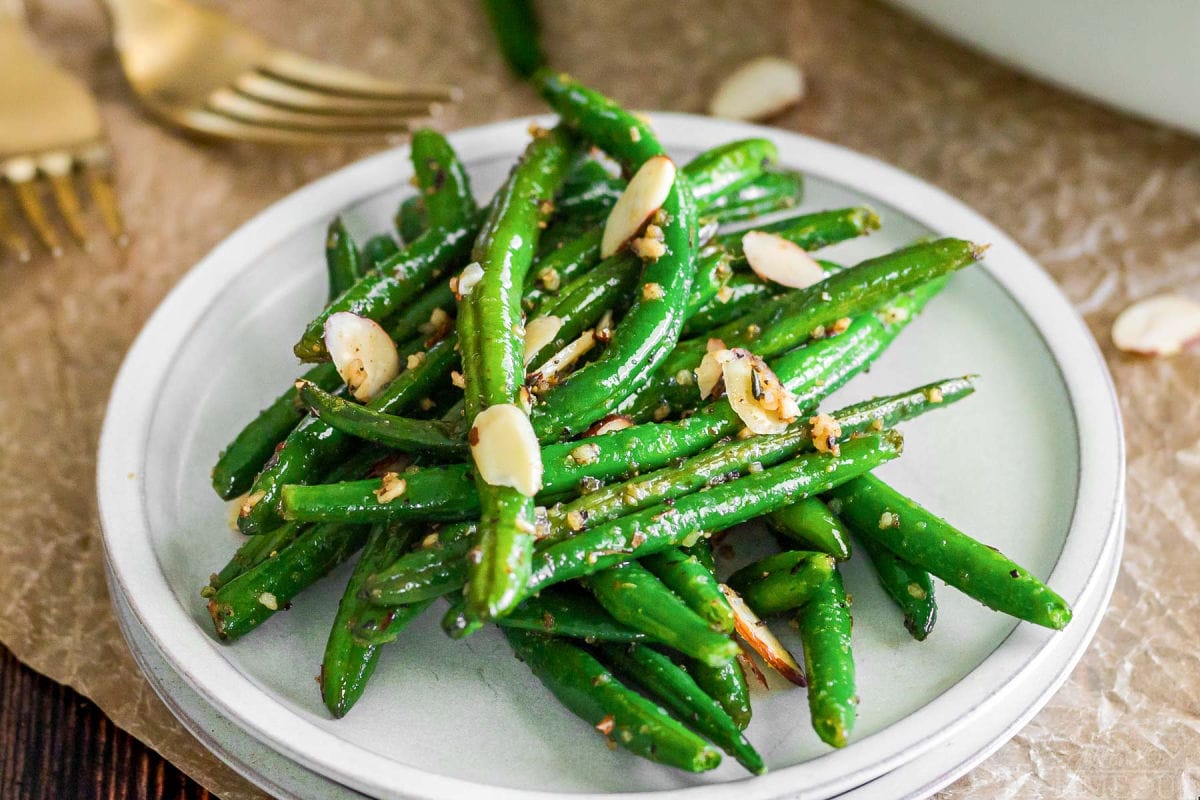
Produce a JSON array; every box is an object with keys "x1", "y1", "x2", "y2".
[{"x1": 97, "y1": 113, "x2": 1125, "y2": 800}]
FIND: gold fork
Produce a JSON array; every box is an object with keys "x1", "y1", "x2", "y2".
[
  {"x1": 102, "y1": 0, "x2": 461, "y2": 144},
  {"x1": 0, "y1": 0, "x2": 125, "y2": 260}
]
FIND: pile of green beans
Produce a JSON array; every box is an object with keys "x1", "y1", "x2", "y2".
[{"x1": 199, "y1": 72, "x2": 1074, "y2": 778}]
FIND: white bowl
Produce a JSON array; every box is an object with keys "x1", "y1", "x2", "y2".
[
  {"x1": 889, "y1": 0, "x2": 1200, "y2": 136},
  {"x1": 97, "y1": 114, "x2": 1125, "y2": 800}
]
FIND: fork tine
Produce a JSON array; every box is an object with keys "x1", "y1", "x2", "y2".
[
  {"x1": 235, "y1": 73, "x2": 435, "y2": 117},
  {"x1": 41, "y1": 152, "x2": 89, "y2": 246},
  {"x1": 0, "y1": 199, "x2": 32, "y2": 263},
  {"x1": 80, "y1": 146, "x2": 126, "y2": 245},
  {"x1": 168, "y1": 106, "x2": 402, "y2": 146},
  {"x1": 261, "y1": 51, "x2": 461, "y2": 103},
  {"x1": 208, "y1": 88, "x2": 418, "y2": 133},
  {"x1": 3, "y1": 158, "x2": 62, "y2": 256}
]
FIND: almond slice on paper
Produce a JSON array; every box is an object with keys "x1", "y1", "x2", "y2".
[
  {"x1": 523, "y1": 315, "x2": 563, "y2": 365},
  {"x1": 709, "y1": 57, "x2": 805, "y2": 121},
  {"x1": 742, "y1": 231, "x2": 827, "y2": 289},
  {"x1": 469, "y1": 404, "x2": 543, "y2": 497},
  {"x1": 720, "y1": 584, "x2": 806, "y2": 687},
  {"x1": 601, "y1": 155, "x2": 676, "y2": 258},
  {"x1": 1112, "y1": 294, "x2": 1200, "y2": 356},
  {"x1": 323, "y1": 312, "x2": 400, "y2": 402}
]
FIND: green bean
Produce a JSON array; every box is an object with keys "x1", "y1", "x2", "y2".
[
  {"x1": 769, "y1": 498, "x2": 853, "y2": 560},
  {"x1": 641, "y1": 547, "x2": 734, "y2": 634},
  {"x1": 203, "y1": 521, "x2": 304, "y2": 596},
  {"x1": 797, "y1": 569, "x2": 856, "y2": 748},
  {"x1": 524, "y1": 229, "x2": 603, "y2": 313},
  {"x1": 482, "y1": 0, "x2": 545, "y2": 79},
  {"x1": 211, "y1": 361, "x2": 342, "y2": 500},
  {"x1": 208, "y1": 521, "x2": 369, "y2": 641},
  {"x1": 688, "y1": 659, "x2": 752, "y2": 731},
  {"x1": 681, "y1": 274, "x2": 781, "y2": 338},
  {"x1": 826, "y1": 475, "x2": 1072, "y2": 629},
  {"x1": 297, "y1": 132, "x2": 478, "y2": 361},
  {"x1": 295, "y1": 221, "x2": 477, "y2": 362},
  {"x1": 683, "y1": 538, "x2": 717, "y2": 574},
  {"x1": 325, "y1": 217, "x2": 362, "y2": 299},
  {"x1": 361, "y1": 234, "x2": 400, "y2": 270},
  {"x1": 412, "y1": 129, "x2": 477, "y2": 228},
  {"x1": 661, "y1": 238, "x2": 986, "y2": 380},
  {"x1": 854, "y1": 531, "x2": 937, "y2": 641},
  {"x1": 581, "y1": 561, "x2": 739, "y2": 667},
  {"x1": 395, "y1": 195, "x2": 426, "y2": 244},
  {"x1": 525, "y1": 432, "x2": 903, "y2": 595},
  {"x1": 297, "y1": 377, "x2": 467, "y2": 458},
  {"x1": 238, "y1": 337, "x2": 453, "y2": 535},
  {"x1": 678, "y1": 138, "x2": 780, "y2": 204},
  {"x1": 684, "y1": 250, "x2": 735, "y2": 319},
  {"x1": 599, "y1": 644, "x2": 764, "y2": 774},
  {"x1": 727, "y1": 550, "x2": 837, "y2": 615},
  {"x1": 321, "y1": 522, "x2": 421, "y2": 717},
  {"x1": 701, "y1": 169, "x2": 804, "y2": 225},
  {"x1": 458, "y1": 126, "x2": 576, "y2": 625},
  {"x1": 717, "y1": 206, "x2": 880, "y2": 262},
  {"x1": 553, "y1": 159, "x2": 623, "y2": 222},
  {"x1": 494, "y1": 587, "x2": 648, "y2": 642},
  {"x1": 384, "y1": 281, "x2": 455, "y2": 345},
  {"x1": 504, "y1": 630, "x2": 722, "y2": 772}
]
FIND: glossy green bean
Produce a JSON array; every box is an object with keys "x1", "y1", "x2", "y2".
[
  {"x1": 688, "y1": 659, "x2": 752, "y2": 731},
  {"x1": 504, "y1": 629, "x2": 722, "y2": 772},
  {"x1": 494, "y1": 588, "x2": 648, "y2": 642},
  {"x1": 701, "y1": 168, "x2": 804, "y2": 224},
  {"x1": 325, "y1": 216, "x2": 362, "y2": 299},
  {"x1": 599, "y1": 644, "x2": 764, "y2": 774},
  {"x1": 482, "y1": 0, "x2": 545, "y2": 79},
  {"x1": 411, "y1": 129, "x2": 476, "y2": 228},
  {"x1": 395, "y1": 195, "x2": 426, "y2": 244},
  {"x1": 854, "y1": 531, "x2": 937, "y2": 641},
  {"x1": 769, "y1": 498, "x2": 853, "y2": 560},
  {"x1": 797, "y1": 569, "x2": 856, "y2": 748},
  {"x1": 361, "y1": 234, "x2": 400, "y2": 270},
  {"x1": 581, "y1": 560, "x2": 739, "y2": 667},
  {"x1": 727, "y1": 550, "x2": 837, "y2": 615},
  {"x1": 826, "y1": 474, "x2": 1072, "y2": 629},
  {"x1": 321, "y1": 522, "x2": 420, "y2": 717},
  {"x1": 641, "y1": 547, "x2": 734, "y2": 634}
]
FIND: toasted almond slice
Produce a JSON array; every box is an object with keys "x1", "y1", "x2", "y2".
[
  {"x1": 696, "y1": 347, "x2": 738, "y2": 400},
  {"x1": 1112, "y1": 293, "x2": 1200, "y2": 356},
  {"x1": 583, "y1": 414, "x2": 636, "y2": 437},
  {"x1": 742, "y1": 231, "x2": 827, "y2": 289},
  {"x1": 720, "y1": 582, "x2": 806, "y2": 690},
  {"x1": 323, "y1": 312, "x2": 400, "y2": 402},
  {"x1": 722, "y1": 351, "x2": 801, "y2": 435},
  {"x1": 709, "y1": 56, "x2": 805, "y2": 121},
  {"x1": 469, "y1": 404, "x2": 542, "y2": 496},
  {"x1": 530, "y1": 329, "x2": 597, "y2": 391},
  {"x1": 720, "y1": 584, "x2": 806, "y2": 687},
  {"x1": 737, "y1": 647, "x2": 771, "y2": 691},
  {"x1": 523, "y1": 315, "x2": 563, "y2": 365},
  {"x1": 601, "y1": 156, "x2": 676, "y2": 258},
  {"x1": 456, "y1": 262, "x2": 484, "y2": 299}
]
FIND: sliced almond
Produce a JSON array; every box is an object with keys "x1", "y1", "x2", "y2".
[
  {"x1": 523, "y1": 315, "x2": 563, "y2": 365},
  {"x1": 529, "y1": 329, "x2": 597, "y2": 392},
  {"x1": 456, "y1": 262, "x2": 484, "y2": 299},
  {"x1": 720, "y1": 584, "x2": 806, "y2": 687},
  {"x1": 583, "y1": 414, "x2": 635, "y2": 437},
  {"x1": 601, "y1": 155, "x2": 676, "y2": 258},
  {"x1": 696, "y1": 347, "x2": 738, "y2": 400},
  {"x1": 469, "y1": 404, "x2": 542, "y2": 496},
  {"x1": 709, "y1": 56, "x2": 805, "y2": 121},
  {"x1": 710, "y1": 348, "x2": 801, "y2": 435},
  {"x1": 323, "y1": 312, "x2": 400, "y2": 402},
  {"x1": 742, "y1": 231, "x2": 826, "y2": 289},
  {"x1": 1112, "y1": 293, "x2": 1200, "y2": 356}
]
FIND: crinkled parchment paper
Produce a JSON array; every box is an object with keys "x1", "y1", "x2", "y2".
[{"x1": 2, "y1": 1, "x2": 1196, "y2": 798}]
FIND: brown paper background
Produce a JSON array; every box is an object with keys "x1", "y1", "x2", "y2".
[{"x1": 3, "y1": 1, "x2": 1197, "y2": 798}]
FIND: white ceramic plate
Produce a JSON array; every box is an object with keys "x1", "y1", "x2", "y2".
[
  {"x1": 105, "y1": 505, "x2": 1123, "y2": 800},
  {"x1": 97, "y1": 115, "x2": 1124, "y2": 800}
]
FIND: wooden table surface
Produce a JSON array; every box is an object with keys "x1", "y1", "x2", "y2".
[{"x1": 0, "y1": 645, "x2": 210, "y2": 800}]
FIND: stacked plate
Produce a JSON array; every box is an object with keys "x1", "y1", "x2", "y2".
[{"x1": 98, "y1": 116, "x2": 1125, "y2": 800}]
